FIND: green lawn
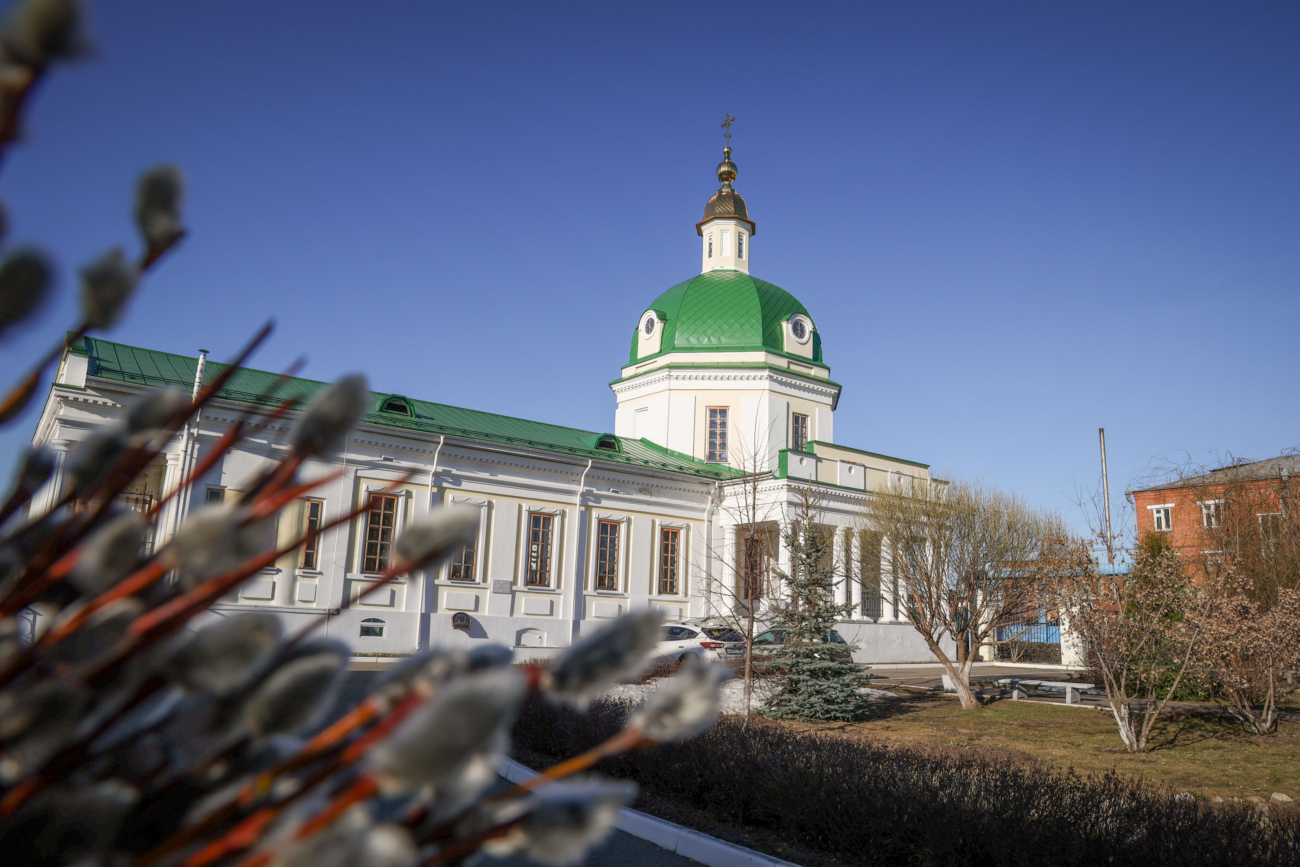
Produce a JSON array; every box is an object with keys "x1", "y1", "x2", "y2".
[{"x1": 787, "y1": 692, "x2": 1300, "y2": 800}]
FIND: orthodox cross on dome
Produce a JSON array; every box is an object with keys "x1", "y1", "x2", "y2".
[{"x1": 721, "y1": 113, "x2": 735, "y2": 148}]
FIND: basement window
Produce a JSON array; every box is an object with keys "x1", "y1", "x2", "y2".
[{"x1": 360, "y1": 618, "x2": 385, "y2": 638}]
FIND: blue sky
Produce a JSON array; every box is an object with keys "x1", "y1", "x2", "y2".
[{"x1": 1, "y1": 1, "x2": 1297, "y2": 536}]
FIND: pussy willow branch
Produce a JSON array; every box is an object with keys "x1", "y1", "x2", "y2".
[
  {"x1": 0, "y1": 63, "x2": 44, "y2": 168},
  {"x1": 0, "y1": 321, "x2": 276, "y2": 601},
  {"x1": 0, "y1": 480, "x2": 406, "y2": 818},
  {"x1": 0, "y1": 233, "x2": 190, "y2": 426},
  {"x1": 180, "y1": 689, "x2": 433, "y2": 867}
]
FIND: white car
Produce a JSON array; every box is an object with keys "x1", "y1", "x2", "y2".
[{"x1": 655, "y1": 621, "x2": 746, "y2": 665}]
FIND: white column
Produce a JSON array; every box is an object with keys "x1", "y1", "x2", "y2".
[
  {"x1": 724, "y1": 525, "x2": 739, "y2": 616},
  {"x1": 848, "y1": 530, "x2": 863, "y2": 618},
  {"x1": 31, "y1": 439, "x2": 71, "y2": 518},
  {"x1": 832, "y1": 527, "x2": 848, "y2": 611},
  {"x1": 884, "y1": 535, "x2": 900, "y2": 621}
]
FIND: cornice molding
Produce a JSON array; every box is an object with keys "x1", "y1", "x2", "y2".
[{"x1": 612, "y1": 366, "x2": 840, "y2": 403}]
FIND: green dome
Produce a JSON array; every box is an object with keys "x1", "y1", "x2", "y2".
[{"x1": 630, "y1": 270, "x2": 822, "y2": 365}]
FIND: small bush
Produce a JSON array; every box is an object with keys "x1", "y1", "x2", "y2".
[{"x1": 513, "y1": 696, "x2": 1299, "y2": 867}]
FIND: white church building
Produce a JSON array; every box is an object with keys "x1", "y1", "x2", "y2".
[{"x1": 28, "y1": 144, "x2": 944, "y2": 663}]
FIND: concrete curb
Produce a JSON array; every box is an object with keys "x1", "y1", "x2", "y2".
[{"x1": 501, "y1": 758, "x2": 802, "y2": 867}]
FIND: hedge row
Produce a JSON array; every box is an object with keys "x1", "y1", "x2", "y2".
[{"x1": 512, "y1": 696, "x2": 1298, "y2": 867}]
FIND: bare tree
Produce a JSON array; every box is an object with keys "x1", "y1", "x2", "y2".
[
  {"x1": 1053, "y1": 535, "x2": 1205, "y2": 751},
  {"x1": 862, "y1": 477, "x2": 1064, "y2": 710},
  {"x1": 702, "y1": 417, "x2": 782, "y2": 722}
]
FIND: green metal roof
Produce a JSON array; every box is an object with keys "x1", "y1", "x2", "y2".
[
  {"x1": 70, "y1": 335, "x2": 743, "y2": 481},
  {"x1": 629, "y1": 270, "x2": 823, "y2": 365}
]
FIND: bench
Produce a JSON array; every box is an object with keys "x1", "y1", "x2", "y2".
[{"x1": 995, "y1": 678, "x2": 1095, "y2": 705}]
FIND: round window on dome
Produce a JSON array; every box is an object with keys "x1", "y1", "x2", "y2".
[
  {"x1": 643, "y1": 316, "x2": 656, "y2": 336},
  {"x1": 789, "y1": 315, "x2": 812, "y2": 344}
]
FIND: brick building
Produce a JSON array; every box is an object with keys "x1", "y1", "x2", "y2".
[{"x1": 1130, "y1": 455, "x2": 1298, "y2": 571}]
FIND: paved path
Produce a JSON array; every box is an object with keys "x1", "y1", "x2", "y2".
[{"x1": 476, "y1": 829, "x2": 704, "y2": 866}]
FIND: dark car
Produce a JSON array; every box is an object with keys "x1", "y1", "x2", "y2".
[{"x1": 752, "y1": 628, "x2": 853, "y2": 662}]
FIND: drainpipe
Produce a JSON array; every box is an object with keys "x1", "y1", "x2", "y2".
[
  {"x1": 704, "y1": 480, "x2": 721, "y2": 611},
  {"x1": 417, "y1": 435, "x2": 446, "y2": 651},
  {"x1": 570, "y1": 459, "x2": 593, "y2": 644},
  {"x1": 428, "y1": 434, "x2": 445, "y2": 509},
  {"x1": 170, "y1": 349, "x2": 208, "y2": 541}
]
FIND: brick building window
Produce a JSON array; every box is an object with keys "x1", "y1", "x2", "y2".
[
  {"x1": 1199, "y1": 500, "x2": 1223, "y2": 530},
  {"x1": 1151, "y1": 506, "x2": 1172, "y2": 533}
]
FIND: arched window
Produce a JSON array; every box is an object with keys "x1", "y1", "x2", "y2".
[{"x1": 360, "y1": 618, "x2": 385, "y2": 637}]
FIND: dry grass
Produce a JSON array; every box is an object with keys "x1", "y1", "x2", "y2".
[{"x1": 791, "y1": 691, "x2": 1300, "y2": 800}]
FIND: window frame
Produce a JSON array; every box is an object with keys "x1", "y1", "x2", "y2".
[
  {"x1": 654, "y1": 521, "x2": 687, "y2": 597},
  {"x1": 737, "y1": 232, "x2": 745, "y2": 260},
  {"x1": 791, "y1": 412, "x2": 809, "y2": 452},
  {"x1": 595, "y1": 519, "x2": 621, "y2": 591},
  {"x1": 359, "y1": 490, "x2": 402, "y2": 575},
  {"x1": 1147, "y1": 503, "x2": 1174, "y2": 533},
  {"x1": 1198, "y1": 499, "x2": 1223, "y2": 530},
  {"x1": 299, "y1": 497, "x2": 325, "y2": 571},
  {"x1": 707, "y1": 233, "x2": 713, "y2": 259},
  {"x1": 1258, "y1": 512, "x2": 1282, "y2": 549},
  {"x1": 588, "y1": 513, "x2": 629, "y2": 594},
  {"x1": 445, "y1": 495, "x2": 489, "y2": 584},
  {"x1": 359, "y1": 617, "x2": 385, "y2": 638},
  {"x1": 205, "y1": 486, "x2": 226, "y2": 505},
  {"x1": 707, "y1": 406, "x2": 729, "y2": 463},
  {"x1": 523, "y1": 508, "x2": 562, "y2": 589}
]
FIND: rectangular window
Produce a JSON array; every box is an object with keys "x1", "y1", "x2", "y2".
[
  {"x1": 859, "y1": 530, "x2": 883, "y2": 619},
  {"x1": 721, "y1": 230, "x2": 731, "y2": 257},
  {"x1": 527, "y1": 513, "x2": 554, "y2": 587},
  {"x1": 206, "y1": 487, "x2": 226, "y2": 505},
  {"x1": 707, "y1": 233, "x2": 713, "y2": 258},
  {"x1": 659, "y1": 527, "x2": 680, "y2": 595},
  {"x1": 1259, "y1": 513, "x2": 1281, "y2": 549},
  {"x1": 742, "y1": 533, "x2": 768, "y2": 602},
  {"x1": 449, "y1": 532, "x2": 477, "y2": 582},
  {"x1": 300, "y1": 498, "x2": 324, "y2": 570},
  {"x1": 596, "y1": 520, "x2": 620, "y2": 590},
  {"x1": 1200, "y1": 500, "x2": 1223, "y2": 530},
  {"x1": 362, "y1": 493, "x2": 398, "y2": 574},
  {"x1": 1152, "y1": 506, "x2": 1172, "y2": 532},
  {"x1": 737, "y1": 233, "x2": 745, "y2": 259},
  {"x1": 791, "y1": 413, "x2": 809, "y2": 451},
  {"x1": 707, "y1": 407, "x2": 728, "y2": 462}
]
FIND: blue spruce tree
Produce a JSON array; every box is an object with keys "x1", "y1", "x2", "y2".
[{"x1": 762, "y1": 493, "x2": 873, "y2": 722}]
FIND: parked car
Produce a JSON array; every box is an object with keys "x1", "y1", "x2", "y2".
[
  {"x1": 655, "y1": 621, "x2": 746, "y2": 665},
  {"x1": 751, "y1": 628, "x2": 853, "y2": 662}
]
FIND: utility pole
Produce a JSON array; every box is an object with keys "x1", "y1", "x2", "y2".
[{"x1": 1099, "y1": 427, "x2": 1113, "y2": 565}]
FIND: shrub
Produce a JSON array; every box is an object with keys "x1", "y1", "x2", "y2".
[{"x1": 513, "y1": 696, "x2": 1300, "y2": 867}]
